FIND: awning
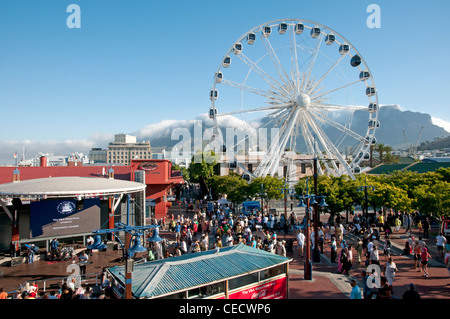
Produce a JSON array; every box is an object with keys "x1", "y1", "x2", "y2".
[
  {"x1": 107, "y1": 243, "x2": 292, "y2": 299},
  {"x1": 217, "y1": 198, "x2": 230, "y2": 204},
  {"x1": 0, "y1": 176, "x2": 146, "y2": 199}
]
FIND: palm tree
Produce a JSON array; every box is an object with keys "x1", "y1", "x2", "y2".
[{"x1": 375, "y1": 143, "x2": 394, "y2": 163}]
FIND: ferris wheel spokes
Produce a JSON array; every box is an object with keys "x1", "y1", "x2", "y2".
[
  {"x1": 308, "y1": 108, "x2": 365, "y2": 142},
  {"x1": 302, "y1": 32, "x2": 325, "y2": 93},
  {"x1": 255, "y1": 107, "x2": 300, "y2": 177},
  {"x1": 306, "y1": 53, "x2": 347, "y2": 95},
  {"x1": 220, "y1": 78, "x2": 289, "y2": 105},
  {"x1": 237, "y1": 52, "x2": 292, "y2": 98},
  {"x1": 310, "y1": 79, "x2": 361, "y2": 101},
  {"x1": 211, "y1": 19, "x2": 379, "y2": 179},
  {"x1": 257, "y1": 26, "x2": 296, "y2": 94},
  {"x1": 304, "y1": 111, "x2": 355, "y2": 178}
]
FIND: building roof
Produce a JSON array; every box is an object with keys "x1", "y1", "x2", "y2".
[
  {"x1": 0, "y1": 166, "x2": 132, "y2": 185},
  {"x1": 367, "y1": 164, "x2": 412, "y2": 175},
  {"x1": 107, "y1": 243, "x2": 291, "y2": 299},
  {"x1": 404, "y1": 162, "x2": 450, "y2": 173},
  {"x1": 0, "y1": 176, "x2": 146, "y2": 199},
  {"x1": 368, "y1": 162, "x2": 450, "y2": 175}
]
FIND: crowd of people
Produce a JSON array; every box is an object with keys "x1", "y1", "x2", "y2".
[
  {"x1": 2, "y1": 201, "x2": 448, "y2": 300},
  {"x1": 159, "y1": 207, "x2": 301, "y2": 258}
]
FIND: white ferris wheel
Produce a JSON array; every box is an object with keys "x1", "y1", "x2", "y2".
[{"x1": 208, "y1": 19, "x2": 379, "y2": 181}]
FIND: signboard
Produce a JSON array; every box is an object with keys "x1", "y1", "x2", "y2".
[
  {"x1": 207, "y1": 201, "x2": 214, "y2": 213},
  {"x1": 30, "y1": 198, "x2": 101, "y2": 238},
  {"x1": 242, "y1": 201, "x2": 260, "y2": 214},
  {"x1": 167, "y1": 195, "x2": 176, "y2": 202},
  {"x1": 227, "y1": 276, "x2": 287, "y2": 299}
]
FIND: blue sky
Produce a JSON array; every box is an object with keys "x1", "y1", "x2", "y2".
[{"x1": 0, "y1": 0, "x2": 449, "y2": 163}]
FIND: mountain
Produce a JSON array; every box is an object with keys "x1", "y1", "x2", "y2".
[
  {"x1": 138, "y1": 106, "x2": 450, "y2": 153},
  {"x1": 417, "y1": 136, "x2": 450, "y2": 151},
  {"x1": 356, "y1": 105, "x2": 449, "y2": 149}
]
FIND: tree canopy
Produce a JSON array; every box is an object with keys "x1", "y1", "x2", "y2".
[{"x1": 293, "y1": 168, "x2": 450, "y2": 217}]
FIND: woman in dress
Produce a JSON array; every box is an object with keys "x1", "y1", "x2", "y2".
[{"x1": 383, "y1": 257, "x2": 398, "y2": 292}]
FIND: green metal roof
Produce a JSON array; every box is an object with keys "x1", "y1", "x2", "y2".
[
  {"x1": 404, "y1": 162, "x2": 450, "y2": 173},
  {"x1": 368, "y1": 162, "x2": 450, "y2": 175},
  {"x1": 107, "y1": 243, "x2": 291, "y2": 299},
  {"x1": 368, "y1": 164, "x2": 411, "y2": 174}
]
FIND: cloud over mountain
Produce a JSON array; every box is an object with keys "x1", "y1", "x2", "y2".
[{"x1": 0, "y1": 106, "x2": 448, "y2": 165}]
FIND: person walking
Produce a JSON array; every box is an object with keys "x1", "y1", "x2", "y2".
[
  {"x1": 275, "y1": 240, "x2": 286, "y2": 257},
  {"x1": 420, "y1": 247, "x2": 432, "y2": 278},
  {"x1": 445, "y1": 249, "x2": 450, "y2": 278},
  {"x1": 413, "y1": 240, "x2": 422, "y2": 270},
  {"x1": 376, "y1": 276, "x2": 392, "y2": 299},
  {"x1": 356, "y1": 238, "x2": 363, "y2": 263},
  {"x1": 383, "y1": 235, "x2": 392, "y2": 261},
  {"x1": 350, "y1": 280, "x2": 361, "y2": 299},
  {"x1": 436, "y1": 233, "x2": 447, "y2": 260},
  {"x1": 297, "y1": 230, "x2": 305, "y2": 258},
  {"x1": 383, "y1": 257, "x2": 398, "y2": 293},
  {"x1": 422, "y1": 218, "x2": 430, "y2": 239},
  {"x1": 395, "y1": 216, "x2": 402, "y2": 232},
  {"x1": 0, "y1": 288, "x2": 8, "y2": 299},
  {"x1": 370, "y1": 245, "x2": 380, "y2": 266},
  {"x1": 362, "y1": 270, "x2": 375, "y2": 300},
  {"x1": 330, "y1": 235, "x2": 337, "y2": 263}
]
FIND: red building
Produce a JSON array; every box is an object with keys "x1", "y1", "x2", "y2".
[
  {"x1": 130, "y1": 159, "x2": 184, "y2": 219},
  {"x1": 0, "y1": 158, "x2": 184, "y2": 221}
]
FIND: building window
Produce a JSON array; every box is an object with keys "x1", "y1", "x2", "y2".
[{"x1": 301, "y1": 163, "x2": 306, "y2": 174}]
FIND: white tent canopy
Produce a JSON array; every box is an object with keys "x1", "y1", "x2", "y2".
[
  {"x1": 0, "y1": 176, "x2": 146, "y2": 199},
  {"x1": 217, "y1": 197, "x2": 230, "y2": 205}
]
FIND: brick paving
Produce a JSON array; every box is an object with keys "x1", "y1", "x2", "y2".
[{"x1": 1, "y1": 210, "x2": 449, "y2": 300}]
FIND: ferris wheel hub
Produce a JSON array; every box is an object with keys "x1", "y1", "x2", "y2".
[{"x1": 296, "y1": 93, "x2": 311, "y2": 108}]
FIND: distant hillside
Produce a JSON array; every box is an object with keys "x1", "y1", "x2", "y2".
[
  {"x1": 351, "y1": 105, "x2": 449, "y2": 150},
  {"x1": 143, "y1": 106, "x2": 450, "y2": 153},
  {"x1": 417, "y1": 135, "x2": 450, "y2": 151}
]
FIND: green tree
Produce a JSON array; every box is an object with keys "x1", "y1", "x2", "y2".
[
  {"x1": 412, "y1": 181, "x2": 450, "y2": 216},
  {"x1": 208, "y1": 173, "x2": 249, "y2": 204},
  {"x1": 369, "y1": 182, "x2": 412, "y2": 212},
  {"x1": 375, "y1": 143, "x2": 394, "y2": 164},
  {"x1": 188, "y1": 151, "x2": 218, "y2": 196},
  {"x1": 248, "y1": 175, "x2": 285, "y2": 201}
]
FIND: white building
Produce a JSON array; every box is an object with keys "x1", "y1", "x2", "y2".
[{"x1": 88, "y1": 134, "x2": 152, "y2": 165}]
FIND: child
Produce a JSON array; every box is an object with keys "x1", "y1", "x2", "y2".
[{"x1": 417, "y1": 220, "x2": 423, "y2": 233}]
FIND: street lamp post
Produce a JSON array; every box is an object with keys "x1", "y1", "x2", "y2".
[
  {"x1": 257, "y1": 183, "x2": 267, "y2": 214},
  {"x1": 278, "y1": 181, "x2": 296, "y2": 216},
  {"x1": 295, "y1": 178, "x2": 327, "y2": 280},
  {"x1": 357, "y1": 176, "x2": 375, "y2": 227}
]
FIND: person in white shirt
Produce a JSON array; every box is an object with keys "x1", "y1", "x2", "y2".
[
  {"x1": 297, "y1": 230, "x2": 305, "y2": 257},
  {"x1": 226, "y1": 234, "x2": 234, "y2": 246},
  {"x1": 436, "y1": 233, "x2": 447, "y2": 259},
  {"x1": 383, "y1": 257, "x2": 398, "y2": 290},
  {"x1": 367, "y1": 239, "x2": 374, "y2": 257}
]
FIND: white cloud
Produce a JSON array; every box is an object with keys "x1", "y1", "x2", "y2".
[
  {"x1": 431, "y1": 117, "x2": 450, "y2": 133},
  {"x1": 0, "y1": 133, "x2": 113, "y2": 165}
]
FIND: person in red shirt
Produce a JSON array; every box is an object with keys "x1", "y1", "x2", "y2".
[
  {"x1": 420, "y1": 247, "x2": 432, "y2": 278},
  {"x1": 0, "y1": 288, "x2": 8, "y2": 299}
]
